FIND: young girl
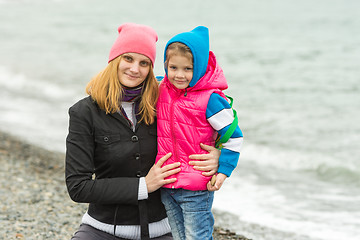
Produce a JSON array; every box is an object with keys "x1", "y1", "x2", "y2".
[{"x1": 156, "y1": 26, "x2": 243, "y2": 240}]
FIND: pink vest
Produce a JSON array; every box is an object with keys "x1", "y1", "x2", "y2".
[{"x1": 156, "y1": 52, "x2": 227, "y2": 190}]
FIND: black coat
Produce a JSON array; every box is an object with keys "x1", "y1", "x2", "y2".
[{"x1": 65, "y1": 96, "x2": 167, "y2": 230}]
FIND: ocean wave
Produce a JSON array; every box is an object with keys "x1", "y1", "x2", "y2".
[
  {"x1": 316, "y1": 164, "x2": 360, "y2": 186},
  {"x1": 0, "y1": 66, "x2": 78, "y2": 102},
  {"x1": 242, "y1": 143, "x2": 360, "y2": 181}
]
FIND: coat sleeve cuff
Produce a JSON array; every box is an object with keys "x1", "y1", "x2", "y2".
[{"x1": 138, "y1": 177, "x2": 148, "y2": 200}]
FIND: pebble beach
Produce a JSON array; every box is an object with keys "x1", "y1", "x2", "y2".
[{"x1": 0, "y1": 131, "x2": 250, "y2": 240}]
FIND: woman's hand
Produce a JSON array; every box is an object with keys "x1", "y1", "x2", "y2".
[
  {"x1": 145, "y1": 153, "x2": 181, "y2": 193},
  {"x1": 188, "y1": 143, "x2": 220, "y2": 176}
]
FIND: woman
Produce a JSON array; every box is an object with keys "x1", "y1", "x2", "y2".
[{"x1": 65, "y1": 23, "x2": 220, "y2": 240}]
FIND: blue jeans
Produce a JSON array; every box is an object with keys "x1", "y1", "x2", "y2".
[{"x1": 161, "y1": 188, "x2": 214, "y2": 240}]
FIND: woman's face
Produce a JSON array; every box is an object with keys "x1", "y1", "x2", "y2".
[{"x1": 118, "y1": 53, "x2": 151, "y2": 88}]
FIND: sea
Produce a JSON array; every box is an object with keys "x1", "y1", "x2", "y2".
[{"x1": 0, "y1": 0, "x2": 359, "y2": 239}]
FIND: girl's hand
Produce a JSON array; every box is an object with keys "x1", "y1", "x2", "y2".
[
  {"x1": 207, "y1": 173, "x2": 227, "y2": 191},
  {"x1": 188, "y1": 143, "x2": 220, "y2": 176},
  {"x1": 145, "y1": 153, "x2": 181, "y2": 193}
]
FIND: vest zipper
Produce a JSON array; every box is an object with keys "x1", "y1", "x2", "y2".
[{"x1": 169, "y1": 93, "x2": 181, "y2": 186}]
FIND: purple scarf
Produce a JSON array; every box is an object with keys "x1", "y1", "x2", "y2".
[
  {"x1": 120, "y1": 84, "x2": 143, "y2": 122},
  {"x1": 121, "y1": 84, "x2": 143, "y2": 102}
]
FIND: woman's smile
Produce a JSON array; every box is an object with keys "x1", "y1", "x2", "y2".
[{"x1": 118, "y1": 53, "x2": 151, "y2": 88}]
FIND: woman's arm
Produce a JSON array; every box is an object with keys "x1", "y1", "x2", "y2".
[
  {"x1": 188, "y1": 143, "x2": 221, "y2": 191},
  {"x1": 65, "y1": 103, "x2": 139, "y2": 205},
  {"x1": 188, "y1": 143, "x2": 220, "y2": 176},
  {"x1": 145, "y1": 152, "x2": 181, "y2": 193}
]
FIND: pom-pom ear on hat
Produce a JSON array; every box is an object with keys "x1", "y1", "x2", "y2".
[{"x1": 108, "y1": 23, "x2": 158, "y2": 65}]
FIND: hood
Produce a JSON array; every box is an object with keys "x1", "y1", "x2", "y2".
[
  {"x1": 164, "y1": 26, "x2": 209, "y2": 88},
  {"x1": 193, "y1": 51, "x2": 228, "y2": 91}
]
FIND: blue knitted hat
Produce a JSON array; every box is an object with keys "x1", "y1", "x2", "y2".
[{"x1": 164, "y1": 26, "x2": 209, "y2": 87}]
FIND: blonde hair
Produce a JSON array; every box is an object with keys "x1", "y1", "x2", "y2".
[
  {"x1": 86, "y1": 55, "x2": 159, "y2": 125},
  {"x1": 165, "y1": 42, "x2": 193, "y2": 68}
]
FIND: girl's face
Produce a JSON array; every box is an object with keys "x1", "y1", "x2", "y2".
[
  {"x1": 118, "y1": 53, "x2": 151, "y2": 88},
  {"x1": 167, "y1": 55, "x2": 193, "y2": 90}
]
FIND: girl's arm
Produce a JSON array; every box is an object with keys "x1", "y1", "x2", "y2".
[
  {"x1": 206, "y1": 93, "x2": 243, "y2": 178},
  {"x1": 205, "y1": 93, "x2": 244, "y2": 191}
]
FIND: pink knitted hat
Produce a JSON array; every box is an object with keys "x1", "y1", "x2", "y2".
[{"x1": 108, "y1": 23, "x2": 158, "y2": 65}]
